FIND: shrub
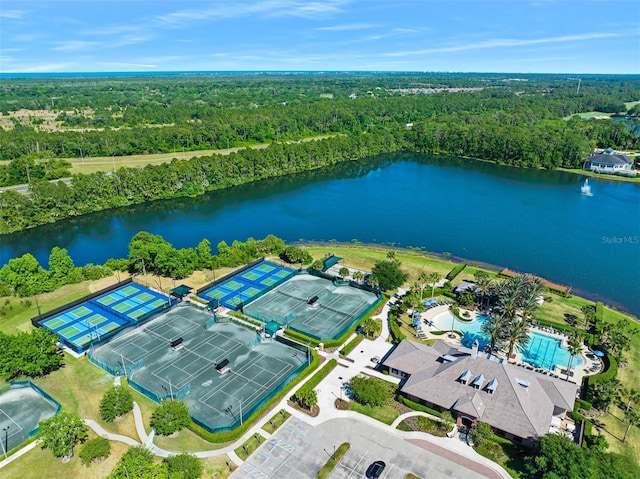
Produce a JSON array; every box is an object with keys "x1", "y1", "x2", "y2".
[
  {"x1": 292, "y1": 359, "x2": 337, "y2": 401},
  {"x1": 349, "y1": 376, "x2": 395, "y2": 407},
  {"x1": 340, "y1": 336, "x2": 363, "y2": 356},
  {"x1": 150, "y1": 399, "x2": 191, "y2": 435},
  {"x1": 388, "y1": 314, "x2": 405, "y2": 344},
  {"x1": 99, "y1": 386, "x2": 134, "y2": 422},
  {"x1": 446, "y1": 263, "x2": 466, "y2": 281},
  {"x1": 79, "y1": 437, "x2": 111, "y2": 466}
]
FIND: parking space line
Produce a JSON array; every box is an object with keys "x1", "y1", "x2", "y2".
[
  {"x1": 269, "y1": 437, "x2": 296, "y2": 453},
  {"x1": 240, "y1": 463, "x2": 269, "y2": 479},
  {"x1": 282, "y1": 424, "x2": 306, "y2": 437},
  {"x1": 257, "y1": 450, "x2": 281, "y2": 465},
  {"x1": 381, "y1": 463, "x2": 394, "y2": 479},
  {"x1": 339, "y1": 452, "x2": 367, "y2": 479}
]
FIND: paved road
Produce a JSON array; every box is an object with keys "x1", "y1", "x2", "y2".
[{"x1": 231, "y1": 417, "x2": 501, "y2": 479}]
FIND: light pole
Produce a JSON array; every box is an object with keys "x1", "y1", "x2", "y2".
[
  {"x1": 2, "y1": 426, "x2": 9, "y2": 458},
  {"x1": 119, "y1": 352, "x2": 127, "y2": 379}
]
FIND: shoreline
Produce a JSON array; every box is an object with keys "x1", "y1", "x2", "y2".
[
  {"x1": 555, "y1": 167, "x2": 640, "y2": 183},
  {"x1": 298, "y1": 240, "x2": 639, "y2": 321}
]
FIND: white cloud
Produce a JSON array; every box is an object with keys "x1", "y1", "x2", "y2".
[
  {"x1": 383, "y1": 32, "x2": 623, "y2": 57},
  {"x1": 51, "y1": 40, "x2": 101, "y2": 52},
  {"x1": 2, "y1": 62, "x2": 77, "y2": 73},
  {"x1": 0, "y1": 10, "x2": 27, "y2": 19},
  {"x1": 316, "y1": 23, "x2": 376, "y2": 32}
]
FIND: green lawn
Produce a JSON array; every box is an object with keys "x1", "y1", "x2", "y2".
[
  {"x1": 234, "y1": 433, "x2": 266, "y2": 461},
  {"x1": 349, "y1": 400, "x2": 399, "y2": 425},
  {"x1": 2, "y1": 432, "x2": 131, "y2": 479},
  {"x1": 262, "y1": 409, "x2": 291, "y2": 434}
]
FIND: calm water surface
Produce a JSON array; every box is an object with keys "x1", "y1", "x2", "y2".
[{"x1": 2, "y1": 154, "x2": 639, "y2": 316}]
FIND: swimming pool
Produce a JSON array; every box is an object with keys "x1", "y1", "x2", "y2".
[
  {"x1": 430, "y1": 311, "x2": 490, "y2": 349},
  {"x1": 430, "y1": 311, "x2": 583, "y2": 371},
  {"x1": 522, "y1": 332, "x2": 584, "y2": 371}
]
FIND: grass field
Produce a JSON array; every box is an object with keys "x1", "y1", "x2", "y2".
[
  {"x1": 563, "y1": 111, "x2": 614, "y2": 120},
  {"x1": 62, "y1": 134, "x2": 340, "y2": 175},
  {"x1": 556, "y1": 167, "x2": 640, "y2": 184},
  {"x1": 2, "y1": 433, "x2": 130, "y2": 479}
]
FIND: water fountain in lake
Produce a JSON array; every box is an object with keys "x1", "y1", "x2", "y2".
[{"x1": 580, "y1": 178, "x2": 593, "y2": 196}]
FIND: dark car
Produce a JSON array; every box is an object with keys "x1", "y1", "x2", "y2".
[{"x1": 366, "y1": 460, "x2": 386, "y2": 479}]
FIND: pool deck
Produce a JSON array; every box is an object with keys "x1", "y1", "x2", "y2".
[{"x1": 413, "y1": 304, "x2": 602, "y2": 386}]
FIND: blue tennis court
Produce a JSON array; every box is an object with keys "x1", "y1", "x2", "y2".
[
  {"x1": 40, "y1": 282, "x2": 172, "y2": 352},
  {"x1": 198, "y1": 261, "x2": 295, "y2": 311}
]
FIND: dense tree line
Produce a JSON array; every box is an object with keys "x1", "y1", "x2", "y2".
[
  {"x1": 1, "y1": 74, "x2": 639, "y2": 233},
  {"x1": 0, "y1": 327, "x2": 63, "y2": 379},
  {"x1": 0, "y1": 234, "x2": 287, "y2": 300}
]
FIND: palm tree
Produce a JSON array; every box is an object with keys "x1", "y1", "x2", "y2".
[
  {"x1": 476, "y1": 276, "x2": 493, "y2": 307},
  {"x1": 426, "y1": 272, "x2": 441, "y2": 299},
  {"x1": 622, "y1": 408, "x2": 640, "y2": 443},
  {"x1": 620, "y1": 387, "x2": 640, "y2": 417},
  {"x1": 594, "y1": 378, "x2": 622, "y2": 413},
  {"x1": 481, "y1": 315, "x2": 506, "y2": 353},
  {"x1": 505, "y1": 319, "x2": 530, "y2": 359},
  {"x1": 566, "y1": 331, "x2": 584, "y2": 380},
  {"x1": 352, "y1": 270, "x2": 364, "y2": 284},
  {"x1": 418, "y1": 271, "x2": 429, "y2": 300}
]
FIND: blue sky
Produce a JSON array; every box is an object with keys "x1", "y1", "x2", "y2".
[{"x1": 1, "y1": 0, "x2": 638, "y2": 73}]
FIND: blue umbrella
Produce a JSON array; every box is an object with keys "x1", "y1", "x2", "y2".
[{"x1": 592, "y1": 350, "x2": 605, "y2": 357}]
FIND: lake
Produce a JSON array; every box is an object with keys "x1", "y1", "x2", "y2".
[{"x1": 1, "y1": 153, "x2": 639, "y2": 316}]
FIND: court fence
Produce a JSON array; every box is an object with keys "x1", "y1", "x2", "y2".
[
  {"x1": 8, "y1": 380, "x2": 62, "y2": 439},
  {"x1": 127, "y1": 378, "x2": 192, "y2": 403},
  {"x1": 88, "y1": 348, "x2": 147, "y2": 378},
  {"x1": 304, "y1": 268, "x2": 381, "y2": 296}
]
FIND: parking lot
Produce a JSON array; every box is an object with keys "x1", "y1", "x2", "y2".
[{"x1": 232, "y1": 416, "x2": 499, "y2": 479}]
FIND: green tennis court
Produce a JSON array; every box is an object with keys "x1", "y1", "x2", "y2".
[
  {"x1": 241, "y1": 271, "x2": 262, "y2": 281},
  {"x1": 121, "y1": 285, "x2": 139, "y2": 295},
  {"x1": 97, "y1": 294, "x2": 119, "y2": 306},
  {"x1": 59, "y1": 324, "x2": 84, "y2": 339},
  {"x1": 102, "y1": 321, "x2": 121, "y2": 333},
  {"x1": 75, "y1": 334, "x2": 93, "y2": 347},
  {"x1": 149, "y1": 298, "x2": 168, "y2": 308},
  {"x1": 225, "y1": 280, "x2": 244, "y2": 291},
  {"x1": 134, "y1": 292, "x2": 154, "y2": 302},
  {"x1": 260, "y1": 277, "x2": 277, "y2": 286},
  {"x1": 44, "y1": 317, "x2": 67, "y2": 329},
  {"x1": 244, "y1": 286, "x2": 261, "y2": 296},
  {"x1": 256, "y1": 264, "x2": 275, "y2": 273},
  {"x1": 113, "y1": 301, "x2": 136, "y2": 313},
  {"x1": 128, "y1": 309, "x2": 146, "y2": 320},
  {"x1": 274, "y1": 270, "x2": 291, "y2": 278},
  {"x1": 70, "y1": 305, "x2": 92, "y2": 318},
  {"x1": 85, "y1": 313, "x2": 107, "y2": 326}
]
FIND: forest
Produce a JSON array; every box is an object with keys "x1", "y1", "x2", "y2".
[{"x1": 1, "y1": 73, "x2": 639, "y2": 233}]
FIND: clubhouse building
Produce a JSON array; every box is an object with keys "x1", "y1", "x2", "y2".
[
  {"x1": 382, "y1": 340, "x2": 578, "y2": 447},
  {"x1": 585, "y1": 148, "x2": 636, "y2": 176}
]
